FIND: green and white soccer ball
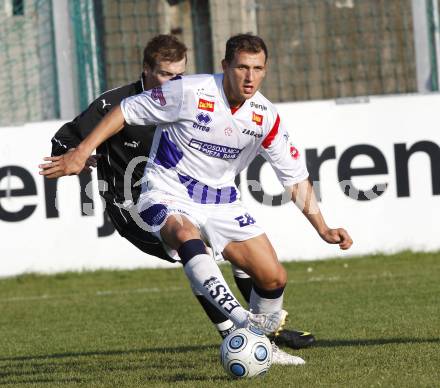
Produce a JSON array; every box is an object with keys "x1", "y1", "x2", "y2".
[{"x1": 220, "y1": 326, "x2": 272, "y2": 378}]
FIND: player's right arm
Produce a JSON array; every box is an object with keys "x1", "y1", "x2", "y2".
[
  {"x1": 51, "y1": 98, "x2": 105, "y2": 156},
  {"x1": 40, "y1": 106, "x2": 125, "y2": 178},
  {"x1": 50, "y1": 98, "x2": 108, "y2": 173},
  {"x1": 39, "y1": 79, "x2": 183, "y2": 178}
]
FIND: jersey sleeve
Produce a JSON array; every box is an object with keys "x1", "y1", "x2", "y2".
[
  {"x1": 259, "y1": 114, "x2": 309, "y2": 187},
  {"x1": 51, "y1": 98, "x2": 105, "y2": 156},
  {"x1": 120, "y1": 78, "x2": 183, "y2": 126}
]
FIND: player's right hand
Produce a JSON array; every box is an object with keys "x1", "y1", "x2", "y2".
[{"x1": 38, "y1": 149, "x2": 88, "y2": 178}]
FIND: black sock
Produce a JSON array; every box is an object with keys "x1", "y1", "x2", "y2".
[
  {"x1": 234, "y1": 276, "x2": 253, "y2": 304},
  {"x1": 195, "y1": 295, "x2": 236, "y2": 338},
  {"x1": 195, "y1": 294, "x2": 229, "y2": 324}
]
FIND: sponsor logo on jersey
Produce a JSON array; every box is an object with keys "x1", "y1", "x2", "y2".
[
  {"x1": 124, "y1": 140, "x2": 140, "y2": 148},
  {"x1": 290, "y1": 145, "x2": 300, "y2": 159},
  {"x1": 189, "y1": 139, "x2": 242, "y2": 160},
  {"x1": 193, "y1": 112, "x2": 212, "y2": 132},
  {"x1": 198, "y1": 98, "x2": 215, "y2": 112},
  {"x1": 235, "y1": 213, "x2": 256, "y2": 227},
  {"x1": 252, "y1": 112, "x2": 263, "y2": 126},
  {"x1": 241, "y1": 128, "x2": 263, "y2": 139},
  {"x1": 224, "y1": 127, "x2": 233, "y2": 136},
  {"x1": 101, "y1": 99, "x2": 111, "y2": 109},
  {"x1": 140, "y1": 203, "x2": 168, "y2": 227},
  {"x1": 196, "y1": 112, "x2": 212, "y2": 125},
  {"x1": 193, "y1": 123, "x2": 210, "y2": 132},
  {"x1": 151, "y1": 86, "x2": 166, "y2": 106},
  {"x1": 250, "y1": 101, "x2": 267, "y2": 111}
]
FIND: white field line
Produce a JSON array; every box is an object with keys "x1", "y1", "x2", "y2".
[
  {"x1": 287, "y1": 271, "x2": 394, "y2": 285},
  {"x1": 0, "y1": 286, "x2": 184, "y2": 303},
  {"x1": 289, "y1": 276, "x2": 341, "y2": 283},
  {"x1": 0, "y1": 272, "x2": 394, "y2": 303}
]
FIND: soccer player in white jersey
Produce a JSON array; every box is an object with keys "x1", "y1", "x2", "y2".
[{"x1": 40, "y1": 34, "x2": 353, "y2": 365}]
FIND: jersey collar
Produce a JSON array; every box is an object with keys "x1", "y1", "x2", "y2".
[
  {"x1": 215, "y1": 73, "x2": 246, "y2": 115},
  {"x1": 140, "y1": 73, "x2": 146, "y2": 92}
]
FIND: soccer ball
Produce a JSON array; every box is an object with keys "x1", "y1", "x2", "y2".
[{"x1": 220, "y1": 326, "x2": 272, "y2": 378}]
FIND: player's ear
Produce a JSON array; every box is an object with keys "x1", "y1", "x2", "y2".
[
  {"x1": 221, "y1": 59, "x2": 228, "y2": 72},
  {"x1": 143, "y1": 63, "x2": 152, "y2": 74}
]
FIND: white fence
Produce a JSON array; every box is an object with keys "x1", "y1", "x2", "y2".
[{"x1": 1, "y1": 93, "x2": 439, "y2": 277}]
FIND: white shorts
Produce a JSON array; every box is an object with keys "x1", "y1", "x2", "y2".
[{"x1": 137, "y1": 190, "x2": 265, "y2": 261}]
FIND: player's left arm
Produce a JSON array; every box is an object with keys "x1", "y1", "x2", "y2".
[
  {"x1": 290, "y1": 179, "x2": 353, "y2": 250},
  {"x1": 259, "y1": 113, "x2": 352, "y2": 250}
]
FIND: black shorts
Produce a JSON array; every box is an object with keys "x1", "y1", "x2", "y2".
[{"x1": 105, "y1": 202, "x2": 177, "y2": 263}]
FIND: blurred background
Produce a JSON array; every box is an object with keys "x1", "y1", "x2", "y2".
[
  {"x1": 0, "y1": 4, "x2": 438, "y2": 383},
  {"x1": 1, "y1": 0, "x2": 439, "y2": 274},
  {"x1": 1, "y1": 0, "x2": 439, "y2": 125}
]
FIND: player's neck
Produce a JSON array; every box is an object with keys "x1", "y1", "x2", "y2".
[
  {"x1": 225, "y1": 92, "x2": 245, "y2": 110},
  {"x1": 229, "y1": 100, "x2": 245, "y2": 111},
  {"x1": 222, "y1": 77, "x2": 245, "y2": 110},
  {"x1": 142, "y1": 73, "x2": 153, "y2": 91}
]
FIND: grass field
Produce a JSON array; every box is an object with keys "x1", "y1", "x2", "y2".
[{"x1": 0, "y1": 251, "x2": 439, "y2": 387}]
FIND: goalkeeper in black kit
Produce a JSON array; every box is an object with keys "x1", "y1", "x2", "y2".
[{"x1": 49, "y1": 34, "x2": 315, "y2": 350}]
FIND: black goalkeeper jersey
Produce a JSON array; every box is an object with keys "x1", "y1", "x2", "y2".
[{"x1": 51, "y1": 77, "x2": 155, "y2": 206}]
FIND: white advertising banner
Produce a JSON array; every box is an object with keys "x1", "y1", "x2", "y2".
[
  {"x1": 242, "y1": 94, "x2": 440, "y2": 261},
  {"x1": 0, "y1": 93, "x2": 439, "y2": 276}
]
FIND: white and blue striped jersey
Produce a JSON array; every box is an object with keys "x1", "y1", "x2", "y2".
[{"x1": 120, "y1": 73, "x2": 308, "y2": 204}]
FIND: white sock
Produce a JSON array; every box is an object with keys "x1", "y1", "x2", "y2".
[
  {"x1": 215, "y1": 320, "x2": 236, "y2": 338},
  {"x1": 231, "y1": 265, "x2": 251, "y2": 279},
  {"x1": 249, "y1": 287, "x2": 284, "y2": 314},
  {"x1": 184, "y1": 254, "x2": 248, "y2": 327}
]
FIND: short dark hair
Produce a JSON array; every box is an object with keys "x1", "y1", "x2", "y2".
[
  {"x1": 143, "y1": 34, "x2": 187, "y2": 70},
  {"x1": 224, "y1": 33, "x2": 268, "y2": 63}
]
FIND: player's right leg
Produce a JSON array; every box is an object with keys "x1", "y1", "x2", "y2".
[
  {"x1": 105, "y1": 202, "x2": 236, "y2": 338},
  {"x1": 157, "y1": 212, "x2": 250, "y2": 328},
  {"x1": 136, "y1": 193, "x2": 287, "y2": 336}
]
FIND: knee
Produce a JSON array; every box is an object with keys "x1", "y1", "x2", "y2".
[
  {"x1": 255, "y1": 264, "x2": 287, "y2": 290},
  {"x1": 270, "y1": 265, "x2": 287, "y2": 289},
  {"x1": 161, "y1": 216, "x2": 200, "y2": 249},
  {"x1": 277, "y1": 265, "x2": 287, "y2": 287},
  {"x1": 174, "y1": 227, "x2": 199, "y2": 245}
]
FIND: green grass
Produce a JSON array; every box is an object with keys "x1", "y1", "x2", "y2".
[{"x1": 0, "y1": 251, "x2": 439, "y2": 387}]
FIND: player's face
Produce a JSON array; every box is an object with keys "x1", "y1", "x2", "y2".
[
  {"x1": 143, "y1": 57, "x2": 186, "y2": 89},
  {"x1": 222, "y1": 50, "x2": 267, "y2": 107}
]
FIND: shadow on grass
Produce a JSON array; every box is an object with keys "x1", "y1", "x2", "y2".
[
  {"x1": 0, "y1": 344, "x2": 230, "y2": 385},
  {"x1": 314, "y1": 337, "x2": 440, "y2": 348},
  {"x1": 0, "y1": 377, "x2": 86, "y2": 386},
  {"x1": 0, "y1": 344, "x2": 217, "y2": 362}
]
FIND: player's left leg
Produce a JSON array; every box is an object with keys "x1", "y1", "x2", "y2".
[
  {"x1": 231, "y1": 266, "x2": 315, "y2": 349},
  {"x1": 204, "y1": 205, "x2": 290, "y2": 334},
  {"x1": 223, "y1": 234, "x2": 287, "y2": 317},
  {"x1": 223, "y1": 235, "x2": 305, "y2": 365}
]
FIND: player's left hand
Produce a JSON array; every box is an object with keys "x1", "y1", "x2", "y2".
[{"x1": 320, "y1": 228, "x2": 353, "y2": 250}]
